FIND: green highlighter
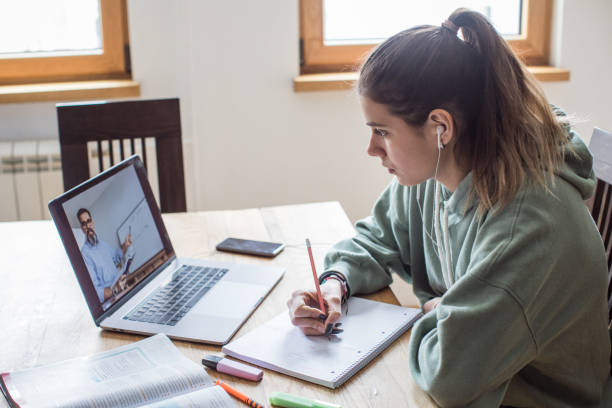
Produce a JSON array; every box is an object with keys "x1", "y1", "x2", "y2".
[{"x1": 269, "y1": 392, "x2": 341, "y2": 408}]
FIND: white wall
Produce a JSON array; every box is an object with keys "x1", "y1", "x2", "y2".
[
  {"x1": 126, "y1": 0, "x2": 391, "y2": 221},
  {"x1": 0, "y1": 0, "x2": 611, "y2": 223},
  {"x1": 545, "y1": 0, "x2": 612, "y2": 139}
]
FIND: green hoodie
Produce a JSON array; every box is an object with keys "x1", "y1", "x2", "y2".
[{"x1": 323, "y1": 131, "x2": 612, "y2": 407}]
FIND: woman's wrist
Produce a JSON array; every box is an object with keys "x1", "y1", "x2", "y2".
[
  {"x1": 321, "y1": 274, "x2": 348, "y2": 304},
  {"x1": 422, "y1": 297, "x2": 441, "y2": 314}
]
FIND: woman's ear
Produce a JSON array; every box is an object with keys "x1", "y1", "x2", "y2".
[{"x1": 428, "y1": 109, "x2": 455, "y2": 148}]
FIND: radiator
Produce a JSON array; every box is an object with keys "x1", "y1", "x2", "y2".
[
  {"x1": 0, "y1": 140, "x2": 63, "y2": 221},
  {"x1": 0, "y1": 139, "x2": 160, "y2": 222}
]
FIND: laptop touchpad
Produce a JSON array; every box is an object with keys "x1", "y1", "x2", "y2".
[{"x1": 191, "y1": 281, "x2": 267, "y2": 319}]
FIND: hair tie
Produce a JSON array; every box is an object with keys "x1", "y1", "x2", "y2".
[{"x1": 441, "y1": 19, "x2": 459, "y2": 35}]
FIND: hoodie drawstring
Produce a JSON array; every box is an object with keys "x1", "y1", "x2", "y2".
[
  {"x1": 434, "y1": 181, "x2": 454, "y2": 289},
  {"x1": 442, "y1": 204, "x2": 454, "y2": 286}
]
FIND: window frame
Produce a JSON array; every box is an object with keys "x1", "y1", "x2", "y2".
[
  {"x1": 0, "y1": 0, "x2": 130, "y2": 85},
  {"x1": 300, "y1": 0, "x2": 553, "y2": 74}
]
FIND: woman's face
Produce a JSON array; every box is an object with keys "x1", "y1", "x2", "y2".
[{"x1": 360, "y1": 96, "x2": 439, "y2": 186}]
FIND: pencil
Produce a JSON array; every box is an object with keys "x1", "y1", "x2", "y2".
[
  {"x1": 305, "y1": 238, "x2": 326, "y2": 316},
  {"x1": 216, "y1": 380, "x2": 265, "y2": 408}
]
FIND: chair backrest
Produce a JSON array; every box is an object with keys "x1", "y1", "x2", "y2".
[
  {"x1": 587, "y1": 127, "x2": 612, "y2": 371},
  {"x1": 57, "y1": 98, "x2": 186, "y2": 213}
]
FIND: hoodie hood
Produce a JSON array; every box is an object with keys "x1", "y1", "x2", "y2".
[
  {"x1": 557, "y1": 129, "x2": 596, "y2": 200},
  {"x1": 440, "y1": 125, "x2": 596, "y2": 220}
]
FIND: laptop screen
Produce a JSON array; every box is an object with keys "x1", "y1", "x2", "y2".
[{"x1": 49, "y1": 157, "x2": 175, "y2": 321}]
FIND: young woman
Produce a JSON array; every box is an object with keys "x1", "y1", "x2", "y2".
[{"x1": 287, "y1": 8, "x2": 612, "y2": 407}]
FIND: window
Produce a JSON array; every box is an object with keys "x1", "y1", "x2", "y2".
[
  {"x1": 300, "y1": 0, "x2": 553, "y2": 74},
  {"x1": 0, "y1": 0, "x2": 130, "y2": 85}
]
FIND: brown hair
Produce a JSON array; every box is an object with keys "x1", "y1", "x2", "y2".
[{"x1": 358, "y1": 8, "x2": 570, "y2": 213}]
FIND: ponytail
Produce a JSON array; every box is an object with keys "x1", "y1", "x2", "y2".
[{"x1": 358, "y1": 8, "x2": 569, "y2": 214}]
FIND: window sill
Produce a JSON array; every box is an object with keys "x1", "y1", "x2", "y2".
[
  {"x1": 0, "y1": 80, "x2": 141, "y2": 104},
  {"x1": 293, "y1": 66, "x2": 570, "y2": 92}
]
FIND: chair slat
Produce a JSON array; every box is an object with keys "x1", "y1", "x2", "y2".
[
  {"x1": 592, "y1": 180, "x2": 605, "y2": 227},
  {"x1": 96, "y1": 140, "x2": 103, "y2": 173},
  {"x1": 108, "y1": 140, "x2": 114, "y2": 166},
  {"x1": 141, "y1": 137, "x2": 147, "y2": 170}
]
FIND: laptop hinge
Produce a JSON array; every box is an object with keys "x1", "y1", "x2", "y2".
[{"x1": 95, "y1": 254, "x2": 178, "y2": 325}]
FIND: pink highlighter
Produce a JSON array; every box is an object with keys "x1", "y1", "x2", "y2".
[{"x1": 202, "y1": 355, "x2": 263, "y2": 381}]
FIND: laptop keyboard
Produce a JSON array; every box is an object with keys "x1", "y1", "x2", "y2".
[{"x1": 123, "y1": 265, "x2": 228, "y2": 326}]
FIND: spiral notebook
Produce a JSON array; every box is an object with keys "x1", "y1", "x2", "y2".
[{"x1": 222, "y1": 297, "x2": 422, "y2": 389}]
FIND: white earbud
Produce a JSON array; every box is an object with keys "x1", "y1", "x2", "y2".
[{"x1": 436, "y1": 126, "x2": 444, "y2": 150}]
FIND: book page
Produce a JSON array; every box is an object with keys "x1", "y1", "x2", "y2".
[
  {"x1": 2, "y1": 334, "x2": 221, "y2": 408},
  {"x1": 143, "y1": 386, "x2": 240, "y2": 408}
]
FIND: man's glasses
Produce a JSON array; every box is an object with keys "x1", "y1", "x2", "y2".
[{"x1": 80, "y1": 218, "x2": 93, "y2": 227}]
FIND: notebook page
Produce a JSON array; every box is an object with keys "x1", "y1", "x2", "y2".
[{"x1": 222, "y1": 297, "x2": 422, "y2": 388}]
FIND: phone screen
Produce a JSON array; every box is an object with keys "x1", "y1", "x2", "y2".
[{"x1": 216, "y1": 237, "x2": 284, "y2": 257}]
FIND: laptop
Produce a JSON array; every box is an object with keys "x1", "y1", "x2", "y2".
[{"x1": 48, "y1": 156, "x2": 285, "y2": 344}]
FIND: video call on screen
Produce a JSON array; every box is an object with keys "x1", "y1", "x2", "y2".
[{"x1": 62, "y1": 165, "x2": 164, "y2": 310}]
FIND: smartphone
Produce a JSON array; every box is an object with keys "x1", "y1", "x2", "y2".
[{"x1": 216, "y1": 237, "x2": 285, "y2": 258}]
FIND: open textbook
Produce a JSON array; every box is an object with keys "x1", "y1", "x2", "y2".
[
  {"x1": 223, "y1": 297, "x2": 422, "y2": 389},
  {"x1": 0, "y1": 334, "x2": 239, "y2": 408}
]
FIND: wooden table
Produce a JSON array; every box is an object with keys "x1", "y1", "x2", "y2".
[{"x1": 0, "y1": 202, "x2": 437, "y2": 408}]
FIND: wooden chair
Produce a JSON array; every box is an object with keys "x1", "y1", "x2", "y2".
[
  {"x1": 587, "y1": 127, "x2": 612, "y2": 373},
  {"x1": 57, "y1": 98, "x2": 186, "y2": 213}
]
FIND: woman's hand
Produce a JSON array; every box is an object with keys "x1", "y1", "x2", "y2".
[{"x1": 287, "y1": 279, "x2": 343, "y2": 335}]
